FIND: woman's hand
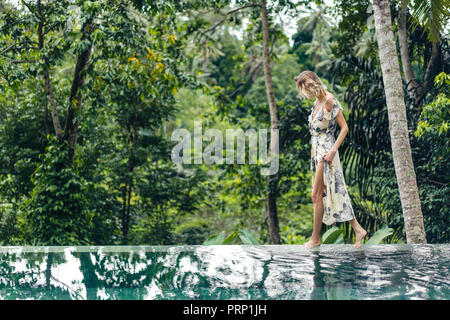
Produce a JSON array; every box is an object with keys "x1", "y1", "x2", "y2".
[{"x1": 322, "y1": 149, "x2": 337, "y2": 163}]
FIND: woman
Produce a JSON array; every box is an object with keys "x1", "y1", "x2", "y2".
[{"x1": 294, "y1": 70, "x2": 367, "y2": 248}]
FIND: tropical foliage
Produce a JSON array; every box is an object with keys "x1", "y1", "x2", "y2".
[{"x1": 0, "y1": 0, "x2": 448, "y2": 245}]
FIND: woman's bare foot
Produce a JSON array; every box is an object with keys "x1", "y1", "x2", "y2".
[
  {"x1": 354, "y1": 228, "x2": 367, "y2": 248},
  {"x1": 304, "y1": 239, "x2": 321, "y2": 248}
]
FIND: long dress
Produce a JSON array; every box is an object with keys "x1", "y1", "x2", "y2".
[{"x1": 308, "y1": 96, "x2": 356, "y2": 225}]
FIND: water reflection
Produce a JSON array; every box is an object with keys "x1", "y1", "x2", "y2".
[{"x1": 0, "y1": 245, "x2": 448, "y2": 300}]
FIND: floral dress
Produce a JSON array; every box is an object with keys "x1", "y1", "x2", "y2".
[{"x1": 308, "y1": 97, "x2": 356, "y2": 225}]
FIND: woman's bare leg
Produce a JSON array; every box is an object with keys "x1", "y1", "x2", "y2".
[
  {"x1": 349, "y1": 218, "x2": 367, "y2": 248},
  {"x1": 304, "y1": 160, "x2": 325, "y2": 248}
]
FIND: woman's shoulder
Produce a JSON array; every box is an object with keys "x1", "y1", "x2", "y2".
[{"x1": 324, "y1": 94, "x2": 336, "y2": 112}]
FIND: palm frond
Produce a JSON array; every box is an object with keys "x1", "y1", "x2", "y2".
[{"x1": 404, "y1": 0, "x2": 450, "y2": 43}]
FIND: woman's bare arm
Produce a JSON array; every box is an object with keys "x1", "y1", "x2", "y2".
[
  {"x1": 323, "y1": 98, "x2": 348, "y2": 162},
  {"x1": 331, "y1": 108, "x2": 348, "y2": 153}
]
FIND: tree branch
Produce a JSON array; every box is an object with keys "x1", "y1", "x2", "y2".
[
  {"x1": 37, "y1": 0, "x2": 63, "y2": 140},
  {"x1": 427, "y1": 178, "x2": 447, "y2": 186},
  {"x1": 0, "y1": 41, "x2": 39, "y2": 55},
  {"x1": 64, "y1": 20, "x2": 94, "y2": 149},
  {"x1": 398, "y1": 2, "x2": 420, "y2": 95},
  {"x1": 43, "y1": 21, "x2": 63, "y2": 37},
  {"x1": 228, "y1": 60, "x2": 263, "y2": 98},
  {"x1": 11, "y1": 59, "x2": 37, "y2": 63},
  {"x1": 0, "y1": 16, "x2": 28, "y2": 34},
  {"x1": 0, "y1": 44, "x2": 16, "y2": 55},
  {"x1": 21, "y1": 0, "x2": 35, "y2": 14},
  {"x1": 421, "y1": 40, "x2": 439, "y2": 92},
  {"x1": 200, "y1": 3, "x2": 260, "y2": 35},
  {"x1": 414, "y1": 40, "x2": 440, "y2": 111},
  {"x1": 398, "y1": 1, "x2": 440, "y2": 111}
]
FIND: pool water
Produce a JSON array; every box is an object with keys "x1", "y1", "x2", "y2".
[{"x1": 0, "y1": 244, "x2": 448, "y2": 300}]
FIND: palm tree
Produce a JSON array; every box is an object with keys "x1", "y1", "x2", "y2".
[
  {"x1": 298, "y1": 10, "x2": 334, "y2": 73},
  {"x1": 372, "y1": 0, "x2": 427, "y2": 243},
  {"x1": 300, "y1": 20, "x2": 333, "y2": 72},
  {"x1": 353, "y1": 28, "x2": 376, "y2": 57},
  {"x1": 404, "y1": 0, "x2": 449, "y2": 43},
  {"x1": 397, "y1": 0, "x2": 444, "y2": 108},
  {"x1": 299, "y1": 9, "x2": 326, "y2": 34}
]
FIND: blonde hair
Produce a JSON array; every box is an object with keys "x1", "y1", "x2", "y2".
[{"x1": 294, "y1": 71, "x2": 327, "y2": 100}]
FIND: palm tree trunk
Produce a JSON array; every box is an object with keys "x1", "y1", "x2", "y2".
[
  {"x1": 260, "y1": 0, "x2": 281, "y2": 244},
  {"x1": 397, "y1": 0, "x2": 440, "y2": 110},
  {"x1": 372, "y1": 0, "x2": 426, "y2": 243},
  {"x1": 397, "y1": 1, "x2": 421, "y2": 101}
]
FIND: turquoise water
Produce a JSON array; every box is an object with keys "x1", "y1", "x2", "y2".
[{"x1": 0, "y1": 244, "x2": 448, "y2": 300}]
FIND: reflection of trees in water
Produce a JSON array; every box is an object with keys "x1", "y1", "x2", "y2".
[
  {"x1": 194, "y1": 254, "x2": 274, "y2": 300},
  {"x1": 309, "y1": 247, "x2": 450, "y2": 300},
  {"x1": 310, "y1": 250, "x2": 368, "y2": 300},
  {"x1": 310, "y1": 252, "x2": 327, "y2": 300},
  {"x1": 252, "y1": 256, "x2": 272, "y2": 299},
  {"x1": 1, "y1": 246, "x2": 448, "y2": 300},
  {"x1": 391, "y1": 245, "x2": 450, "y2": 299},
  {"x1": 0, "y1": 249, "x2": 195, "y2": 300},
  {"x1": 0, "y1": 249, "x2": 179, "y2": 300},
  {"x1": 73, "y1": 249, "x2": 172, "y2": 300},
  {"x1": 0, "y1": 247, "x2": 289, "y2": 300},
  {"x1": 178, "y1": 249, "x2": 276, "y2": 300},
  {"x1": 0, "y1": 248, "x2": 371, "y2": 300},
  {"x1": 0, "y1": 251, "x2": 75, "y2": 299}
]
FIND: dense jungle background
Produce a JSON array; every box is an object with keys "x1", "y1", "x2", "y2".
[{"x1": 0, "y1": 0, "x2": 448, "y2": 246}]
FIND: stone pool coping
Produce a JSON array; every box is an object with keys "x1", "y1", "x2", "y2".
[{"x1": 0, "y1": 244, "x2": 448, "y2": 254}]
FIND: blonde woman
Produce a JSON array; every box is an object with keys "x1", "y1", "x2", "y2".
[{"x1": 294, "y1": 70, "x2": 367, "y2": 248}]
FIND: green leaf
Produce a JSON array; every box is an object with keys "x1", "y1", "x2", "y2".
[
  {"x1": 334, "y1": 234, "x2": 345, "y2": 244},
  {"x1": 406, "y1": 0, "x2": 449, "y2": 43},
  {"x1": 223, "y1": 231, "x2": 238, "y2": 244},
  {"x1": 321, "y1": 226, "x2": 343, "y2": 244},
  {"x1": 203, "y1": 231, "x2": 226, "y2": 245},
  {"x1": 239, "y1": 229, "x2": 259, "y2": 245},
  {"x1": 366, "y1": 226, "x2": 394, "y2": 244}
]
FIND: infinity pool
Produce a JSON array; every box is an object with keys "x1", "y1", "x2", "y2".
[{"x1": 0, "y1": 245, "x2": 448, "y2": 300}]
